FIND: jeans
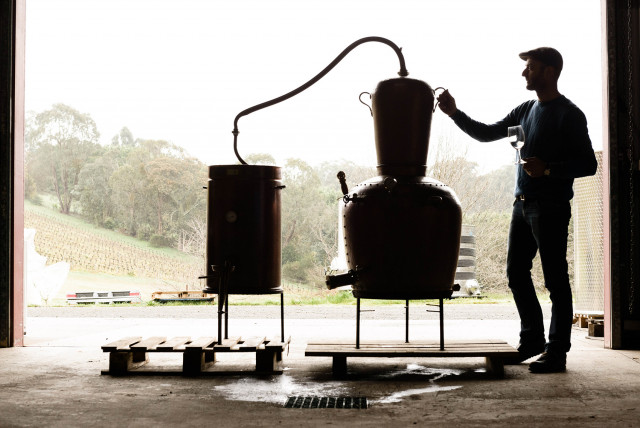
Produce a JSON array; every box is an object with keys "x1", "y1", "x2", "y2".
[{"x1": 507, "y1": 199, "x2": 573, "y2": 354}]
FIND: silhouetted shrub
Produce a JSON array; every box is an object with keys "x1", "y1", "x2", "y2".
[{"x1": 150, "y1": 234, "x2": 172, "y2": 248}]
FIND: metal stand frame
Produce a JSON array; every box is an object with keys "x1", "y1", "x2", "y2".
[
  {"x1": 214, "y1": 262, "x2": 232, "y2": 345},
  {"x1": 355, "y1": 297, "x2": 445, "y2": 350},
  {"x1": 213, "y1": 262, "x2": 285, "y2": 344}
]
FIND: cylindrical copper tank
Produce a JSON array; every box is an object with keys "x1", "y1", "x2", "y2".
[
  {"x1": 332, "y1": 77, "x2": 462, "y2": 299},
  {"x1": 205, "y1": 165, "x2": 283, "y2": 294}
]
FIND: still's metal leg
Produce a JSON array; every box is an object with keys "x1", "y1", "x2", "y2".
[
  {"x1": 356, "y1": 298, "x2": 361, "y2": 349},
  {"x1": 280, "y1": 292, "x2": 285, "y2": 342},
  {"x1": 439, "y1": 298, "x2": 444, "y2": 351},
  {"x1": 405, "y1": 299, "x2": 409, "y2": 343},
  {"x1": 224, "y1": 293, "x2": 229, "y2": 340},
  {"x1": 217, "y1": 270, "x2": 223, "y2": 345},
  {"x1": 213, "y1": 262, "x2": 234, "y2": 345}
]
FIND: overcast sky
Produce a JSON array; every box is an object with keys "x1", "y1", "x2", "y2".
[{"x1": 25, "y1": 0, "x2": 603, "y2": 173}]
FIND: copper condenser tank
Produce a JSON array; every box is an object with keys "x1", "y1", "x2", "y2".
[
  {"x1": 328, "y1": 77, "x2": 463, "y2": 299},
  {"x1": 204, "y1": 165, "x2": 284, "y2": 295}
]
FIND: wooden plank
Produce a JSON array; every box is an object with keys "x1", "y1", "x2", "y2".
[
  {"x1": 130, "y1": 336, "x2": 166, "y2": 351},
  {"x1": 185, "y1": 336, "x2": 216, "y2": 350},
  {"x1": 306, "y1": 344, "x2": 517, "y2": 352},
  {"x1": 305, "y1": 346, "x2": 514, "y2": 352},
  {"x1": 212, "y1": 337, "x2": 241, "y2": 351},
  {"x1": 305, "y1": 343, "x2": 515, "y2": 351},
  {"x1": 460, "y1": 235, "x2": 476, "y2": 244},
  {"x1": 238, "y1": 336, "x2": 266, "y2": 351},
  {"x1": 152, "y1": 291, "x2": 214, "y2": 298},
  {"x1": 307, "y1": 348, "x2": 514, "y2": 354},
  {"x1": 306, "y1": 339, "x2": 509, "y2": 346},
  {"x1": 458, "y1": 247, "x2": 476, "y2": 256},
  {"x1": 265, "y1": 336, "x2": 291, "y2": 351},
  {"x1": 306, "y1": 350, "x2": 516, "y2": 358},
  {"x1": 338, "y1": 342, "x2": 513, "y2": 348},
  {"x1": 102, "y1": 336, "x2": 142, "y2": 352},
  {"x1": 157, "y1": 336, "x2": 191, "y2": 351},
  {"x1": 304, "y1": 340, "x2": 519, "y2": 359},
  {"x1": 456, "y1": 259, "x2": 475, "y2": 267},
  {"x1": 454, "y1": 271, "x2": 476, "y2": 280},
  {"x1": 307, "y1": 345, "x2": 512, "y2": 355},
  {"x1": 574, "y1": 311, "x2": 605, "y2": 317}
]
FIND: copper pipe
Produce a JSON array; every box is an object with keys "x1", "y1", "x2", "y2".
[{"x1": 232, "y1": 36, "x2": 409, "y2": 164}]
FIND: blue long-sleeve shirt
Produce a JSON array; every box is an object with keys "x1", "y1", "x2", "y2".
[{"x1": 451, "y1": 95, "x2": 597, "y2": 201}]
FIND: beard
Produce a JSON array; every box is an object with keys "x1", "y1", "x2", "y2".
[{"x1": 525, "y1": 75, "x2": 543, "y2": 91}]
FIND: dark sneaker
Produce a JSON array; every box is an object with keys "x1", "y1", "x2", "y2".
[
  {"x1": 503, "y1": 343, "x2": 545, "y2": 365},
  {"x1": 528, "y1": 351, "x2": 567, "y2": 373}
]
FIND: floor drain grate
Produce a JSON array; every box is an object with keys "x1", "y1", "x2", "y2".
[{"x1": 284, "y1": 396, "x2": 367, "y2": 409}]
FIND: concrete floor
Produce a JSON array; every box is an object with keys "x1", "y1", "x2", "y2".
[{"x1": 1, "y1": 309, "x2": 639, "y2": 427}]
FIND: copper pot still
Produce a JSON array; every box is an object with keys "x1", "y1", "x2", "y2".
[{"x1": 328, "y1": 77, "x2": 463, "y2": 299}]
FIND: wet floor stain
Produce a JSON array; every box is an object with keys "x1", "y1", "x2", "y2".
[
  {"x1": 374, "y1": 363, "x2": 464, "y2": 380},
  {"x1": 213, "y1": 364, "x2": 462, "y2": 406},
  {"x1": 373, "y1": 385, "x2": 461, "y2": 404},
  {"x1": 213, "y1": 375, "x2": 351, "y2": 405},
  {"x1": 370, "y1": 364, "x2": 463, "y2": 404}
]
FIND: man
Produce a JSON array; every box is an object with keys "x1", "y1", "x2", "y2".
[{"x1": 437, "y1": 47, "x2": 597, "y2": 373}]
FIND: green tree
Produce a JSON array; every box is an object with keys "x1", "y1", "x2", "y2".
[
  {"x1": 26, "y1": 104, "x2": 100, "y2": 214},
  {"x1": 281, "y1": 158, "x2": 338, "y2": 286},
  {"x1": 166, "y1": 156, "x2": 207, "y2": 253},
  {"x1": 281, "y1": 158, "x2": 319, "y2": 252},
  {"x1": 143, "y1": 155, "x2": 206, "y2": 237},
  {"x1": 244, "y1": 152, "x2": 277, "y2": 165},
  {"x1": 107, "y1": 139, "x2": 207, "y2": 244},
  {"x1": 77, "y1": 148, "x2": 120, "y2": 226},
  {"x1": 109, "y1": 162, "x2": 147, "y2": 236},
  {"x1": 111, "y1": 126, "x2": 135, "y2": 147}
]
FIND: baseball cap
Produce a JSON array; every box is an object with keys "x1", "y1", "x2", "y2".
[{"x1": 519, "y1": 47, "x2": 563, "y2": 72}]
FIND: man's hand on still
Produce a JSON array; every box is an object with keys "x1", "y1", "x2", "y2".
[
  {"x1": 437, "y1": 90, "x2": 457, "y2": 116},
  {"x1": 522, "y1": 157, "x2": 546, "y2": 177}
]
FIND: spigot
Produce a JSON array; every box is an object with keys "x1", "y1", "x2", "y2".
[{"x1": 337, "y1": 171, "x2": 349, "y2": 195}]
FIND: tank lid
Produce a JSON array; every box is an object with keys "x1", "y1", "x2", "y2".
[{"x1": 209, "y1": 164, "x2": 281, "y2": 180}]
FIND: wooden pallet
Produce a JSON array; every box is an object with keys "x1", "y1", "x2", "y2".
[
  {"x1": 305, "y1": 339, "x2": 519, "y2": 378},
  {"x1": 151, "y1": 291, "x2": 215, "y2": 303},
  {"x1": 573, "y1": 312, "x2": 604, "y2": 329},
  {"x1": 102, "y1": 336, "x2": 290, "y2": 376}
]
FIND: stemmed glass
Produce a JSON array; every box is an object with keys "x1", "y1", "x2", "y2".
[{"x1": 508, "y1": 125, "x2": 526, "y2": 164}]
